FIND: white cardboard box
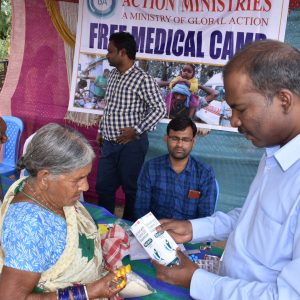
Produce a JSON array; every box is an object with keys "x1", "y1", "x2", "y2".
[{"x1": 130, "y1": 212, "x2": 179, "y2": 266}]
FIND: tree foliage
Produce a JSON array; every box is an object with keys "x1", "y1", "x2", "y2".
[{"x1": 0, "y1": 0, "x2": 11, "y2": 59}]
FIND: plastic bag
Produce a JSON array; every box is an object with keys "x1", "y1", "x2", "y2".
[{"x1": 119, "y1": 271, "x2": 156, "y2": 298}]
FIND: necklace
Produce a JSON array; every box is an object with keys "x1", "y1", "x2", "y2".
[
  {"x1": 21, "y1": 190, "x2": 53, "y2": 213},
  {"x1": 20, "y1": 182, "x2": 64, "y2": 218}
]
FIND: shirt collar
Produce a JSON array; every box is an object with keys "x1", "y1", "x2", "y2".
[
  {"x1": 118, "y1": 64, "x2": 136, "y2": 76},
  {"x1": 167, "y1": 155, "x2": 192, "y2": 174},
  {"x1": 266, "y1": 134, "x2": 300, "y2": 171}
]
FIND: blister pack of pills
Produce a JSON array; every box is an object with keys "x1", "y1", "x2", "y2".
[{"x1": 188, "y1": 252, "x2": 221, "y2": 274}]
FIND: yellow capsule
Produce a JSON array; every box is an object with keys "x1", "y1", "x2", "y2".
[
  {"x1": 117, "y1": 270, "x2": 122, "y2": 278},
  {"x1": 117, "y1": 280, "x2": 127, "y2": 289},
  {"x1": 120, "y1": 268, "x2": 126, "y2": 276},
  {"x1": 125, "y1": 264, "x2": 131, "y2": 273},
  {"x1": 98, "y1": 224, "x2": 109, "y2": 234}
]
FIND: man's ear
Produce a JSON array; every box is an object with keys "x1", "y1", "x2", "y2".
[
  {"x1": 278, "y1": 89, "x2": 293, "y2": 113},
  {"x1": 120, "y1": 48, "x2": 127, "y2": 57},
  {"x1": 36, "y1": 169, "x2": 50, "y2": 190}
]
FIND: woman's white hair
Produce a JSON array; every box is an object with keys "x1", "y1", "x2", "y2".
[{"x1": 17, "y1": 123, "x2": 95, "y2": 177}]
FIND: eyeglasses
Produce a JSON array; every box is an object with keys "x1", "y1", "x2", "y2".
[{"x1": 168, "y1": 136, "x2": 193, "y2": 143}]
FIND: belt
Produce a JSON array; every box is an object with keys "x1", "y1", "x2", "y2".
[
  {"x1": 104, "y1": 138, "x2": 119, "y2": 144},
  {"x1": 104, "y1": 132, "x2": 147, "y2": 144}
]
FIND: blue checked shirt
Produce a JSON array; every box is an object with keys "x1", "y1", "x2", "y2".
[
  {"x1": 134, "y1": 154, "x2": 217, "y2": 220},
  {"x1": 99, "y1": 65, "x2": 166, "y2": 140}
]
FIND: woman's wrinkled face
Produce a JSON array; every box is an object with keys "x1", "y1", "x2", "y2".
[{"x1": 47, "y1": 163, "x2": 92, "y2": 207}]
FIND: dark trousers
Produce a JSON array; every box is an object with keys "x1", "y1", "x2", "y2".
[{"x1": 96, "y1": 135, "x2": 149, "y2": 221}]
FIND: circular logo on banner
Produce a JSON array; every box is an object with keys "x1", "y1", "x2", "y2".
[{"x1": 87, "y1": 0, "x2": 116, "y2": 18}]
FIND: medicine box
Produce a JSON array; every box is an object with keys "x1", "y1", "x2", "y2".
[{"x1": 130, "y1": 212, "x2": 179, "y2": 266}]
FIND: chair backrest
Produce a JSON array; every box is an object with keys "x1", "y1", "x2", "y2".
[
  {"x1": 214, "y1": 179, "x2": 220, "y2": 212},
  {"x1": 1, "y1": 116, "x2": 24, "y2": 167},
  {"x1": 20, "y1": 133, "x2": 36, "y2": 178}
]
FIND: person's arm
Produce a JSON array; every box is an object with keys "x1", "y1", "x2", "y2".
[
  {"x1": 117, "y1": 74, "x2": 166, "y2": 144},
  {"x1": 96, "y1": 132, "x2": 103, "y2": 146},
  {"x1": 198, "y1": 84, "x2": 219, "y2": 103},
  {"x1": 96, "y1": 117, "x2": 103, "y2": 146},
  {"x1": 188, "y1": 107, "x2": 196, "y2": 119},
  {"x1": 155, "y1": 207, "x2": 239, "y2": 244},
  {"x1": 0, "y1": 266, "x2": 122, "y2": 299},
  {"x1": 155, "y1": 208, "x2": 300, "y2": 300},
  {"x1": 133, "y1": 74, "x2": 166, "y2": 135},
  {"x1": 190, "y1": 208, "x2": 241, "y2": 243},
  {"x1": 0, "y1": 117, "x2": 8, "y2": 144},
  {"x1": 191, "y1": 227, "x2": 300, "y2": 300},
  {"x1": 169, "y1": 76, "x2": 178, "y2": 89},
  {"x1": 190, "y1": 205, "x2": 300, "y2": 300},
  {"x1": 134, "y1": 163, "x2": 152, "y2": 219},
  {"x1": 169, "y1": 76, "x2": 187, "y2": 89},
  {"x1": 158, "y1": 80, "x2": 170, "y2": 88}
]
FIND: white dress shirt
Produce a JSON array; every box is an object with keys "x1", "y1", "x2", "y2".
[{"x1": 190, "y1": 134, "x2": 300, "y2": 300}]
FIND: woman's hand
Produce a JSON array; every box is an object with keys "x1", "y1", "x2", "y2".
[
  {"x1": 156, "y1": 219, "x2": 193, "y2": 244},
  {"x1": 153, "y1": 249, "x2": 199, "y2": 288},
  {"x1": 88, "y1": 271, "x2": 125, "y2": 299}
]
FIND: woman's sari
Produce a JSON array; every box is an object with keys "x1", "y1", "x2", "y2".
[{"x1": 0, "y1": 178, "x2": 106, "y2": 298}]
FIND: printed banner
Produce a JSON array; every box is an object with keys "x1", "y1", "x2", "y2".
[{"x1": 68, "y1": 0, "x2": 289, "y2": 130}]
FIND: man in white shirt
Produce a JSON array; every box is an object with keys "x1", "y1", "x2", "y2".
[{"x1": 153, "y1": 40, "x2": 300, "y2": 300}]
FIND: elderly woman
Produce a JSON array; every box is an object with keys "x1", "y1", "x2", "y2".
[{"x1": 0, "y1": 124, "x2": 122, "y2": 299}]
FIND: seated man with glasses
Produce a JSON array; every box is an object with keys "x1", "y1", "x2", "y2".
[{"x1": 134, "y1": 116, "x2": 217, "y2": 220}]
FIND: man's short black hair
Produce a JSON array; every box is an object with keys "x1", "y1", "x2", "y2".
[
  {"x1": 167, "y1": 117, "x2": 197, "y2": 137},
  {"x1": 223, "y1": 39, "x2": 300, "y2": 101},
  {"x1": 109, "y1": 32, "x2": 137, "y2": 60}
]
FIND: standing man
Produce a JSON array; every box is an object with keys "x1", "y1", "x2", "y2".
[
  {"x1": 134, "y1": 116, "x2": 217, "y2": 220},
  {"x1": 153, "y1": 40, "x2": 300, "y2": 299},
  {"x1": 96, "y1": 32, "x2": 166, "y2": 221}
]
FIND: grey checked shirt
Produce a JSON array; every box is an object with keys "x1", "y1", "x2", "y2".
[{"x1": 99, "y1": 65, "x2": 166, "y2": 141}]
